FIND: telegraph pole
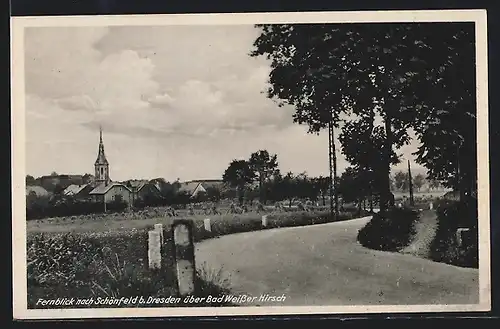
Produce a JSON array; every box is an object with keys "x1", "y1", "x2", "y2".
[
  {"x1": 328, "y1": 118, "x2": 339, "y2": 219},
  {"x1": 408, "y1": 160, "x2": 414, "y2": 207}
]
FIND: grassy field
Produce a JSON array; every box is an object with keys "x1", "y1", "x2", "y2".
[
  {"x1": 27, "y1": 207, "x2": 332, "y2": 235},
  {"x1": 27, "y1": 207, "x2": 365, "y2": 309}
]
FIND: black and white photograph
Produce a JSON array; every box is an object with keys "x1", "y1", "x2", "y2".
[{"x1": 11, "y1": 10, "x2": 490, "y2": 319}]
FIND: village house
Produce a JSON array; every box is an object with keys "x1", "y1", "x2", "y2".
[
  {"x1": 178, "y1": 179, "x2": 224, "y2": 198},
  {"x1": 26, "y1": 185, "x2": 51, "y2": 198},
  {"x1": 61, "y1": 128, "x2": 161, "y2": 207}
]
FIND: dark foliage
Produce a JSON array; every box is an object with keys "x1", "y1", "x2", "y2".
[
  {"x1": 26, "y1": 196, "x2": 128, "y2": 220},
  {"x1": 429, "y1": 200, "x2": 478, "y2": 268},
  {"x1": 357, "y1": 207, "x2": 419, "y2": 251}
]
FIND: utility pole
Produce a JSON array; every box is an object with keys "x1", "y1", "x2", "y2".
[
  {"x1": 408, "y1": 160, "x2": 414, "y2": 207},
  {"x1": 328, "y1": 118, "x2": 339, "y2": 219}
]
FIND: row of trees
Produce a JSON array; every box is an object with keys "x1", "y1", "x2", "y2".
[
  {"x1": 251, "y1": 22, "x2": 476, "y2": 214},
  {"x1": 391, "y1": 171, "x2": 443, "y2": 192}
]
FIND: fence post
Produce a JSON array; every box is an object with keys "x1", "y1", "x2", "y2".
[
  {"x1": 172, "y1": 219, "x2": 196, "y2": 297},
  {"x1": 148, "y1": 230, "x2": 161, "y2": 269},
  {"x1": 204, "y1": 218, "x2": 211, "y2": 232},
  {"x1": 429, "y1": 202, "x2": 434, "y2": 210},
  {"x1": 154, "y1": 223, "x2": 164, "y2": 244},
  {"x1": 262, "y1": 215, "x2": 268, "y2": 227}
]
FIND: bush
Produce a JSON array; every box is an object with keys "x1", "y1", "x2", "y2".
[
  {"x1": 357, "y1": 207, "x2": 419, "y2": 252},
  {"x1": 429, "y1": 200, "x2": 478, "y2": 268}
]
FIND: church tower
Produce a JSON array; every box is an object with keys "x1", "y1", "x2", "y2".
[{"x1": 94, "y1": 127, "x2": 110, "y2": 186}]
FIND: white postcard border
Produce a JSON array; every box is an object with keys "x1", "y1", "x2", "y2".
[{"x1": 11, "y1": 9, "x2": 490, "y2": 319}]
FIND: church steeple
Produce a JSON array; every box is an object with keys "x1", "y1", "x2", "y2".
[{"x1": 94, "y1": 126, "x2": 110, "y2": 186}]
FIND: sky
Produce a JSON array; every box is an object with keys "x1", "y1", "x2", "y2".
[{"x1": 24, "y1": 25, "x2": 426, "y2": 182}]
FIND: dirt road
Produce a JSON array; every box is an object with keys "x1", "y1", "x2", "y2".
[{"x1": 195, "y1": 216, "x2": 479, "y2": 306}]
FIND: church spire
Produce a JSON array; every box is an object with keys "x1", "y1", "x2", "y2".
[{"x1": 94, "y1": 126, "x2": 110, "y2": 186}]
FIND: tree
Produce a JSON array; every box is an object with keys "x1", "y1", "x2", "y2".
[
  {"x1": 222, "y1": 160, "x2": 256, "y2": 205},
  {"x1": 429, "y1": 179, "x2": 442, "y2": 191},
  {"x1": 205, "y1": 186, "x2": 222, "y2": 203},
  {"x1": 50, "y1": 171, "x2": 58, "y2": 176},
  {"x1": 248, "y1": 150, "x2": 279, "y2": 204},
  {"x1": 250, "y1": 23, "x2": 443, "y2": 214},
  {"x1": 413, "y1": 174, "x2": 426, "y2": 192},
  {"x1": 26, "y1": 175, "x2": 36, "y2": 186},
  {"x1": 314, "y1": 176, "x2": 331, "y2": 206},
  {"x1": 337, "y1": 167, "x2": 371, "y2": 212},
  {"x1": 394, "y1": 171, "x2": 410, "y2": 192},
  {"x1": 409, "y1": 24, "x2": 476, "y2": 205}
]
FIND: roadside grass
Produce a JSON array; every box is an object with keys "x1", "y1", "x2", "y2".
[{"x1": 27, "y1": 207, "x2": 369, "y2": 309}]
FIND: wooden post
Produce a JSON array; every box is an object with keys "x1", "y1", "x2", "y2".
[
  {"x1": 172, "y1": 219, "x2": 196, "y2": 296},
  {"x1": 203, "y1": 218, "x2": 211, "y2": 232},
  {"x1": 148, "y1": 230, "x2": 161, "y2": 269},
  {"x1": 154, "y1": 223, "x2": 164, "y2": 244}
]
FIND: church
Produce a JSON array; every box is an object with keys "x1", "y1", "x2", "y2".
[{"x1": 63, "y1": 128, "x2": 161, "y2": 206}]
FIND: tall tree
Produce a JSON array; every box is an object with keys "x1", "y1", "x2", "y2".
[
  {"x1": 394, "y1": 171, "x2": 410, "y2": 192},
  {"x1": 222, "y1": 160, "x2": 256, "y2": 205},
  {"x1": 412, "y1": 174, "x2": 426, "y2": 192},
  {"x1": 409, "y1": 23, "x2": 476, "y2": 205},
  {"x1": 26, "y1": 175, "x2": 36, "y2": 186},
  {"x1": 248, "y1": 150, "x2": 279, "y2": 204},
  {"x1": 250, "y1": 23, "x2": 445, "y2": 214}
]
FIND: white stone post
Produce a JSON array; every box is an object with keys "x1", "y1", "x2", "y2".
[
  {"x1": 154, "y1": 223, "x2": 164, "y2": 244},
  {"x1": 262, "y1": 215, "x2": 268, "y2": 227},
  {"x1": 456, "y1": 228, "x2": 470, "y2": 247},
  {"x1": 148, "y1": 230, "x2": 161, "y2": 269},
  {"x1": 204, "y1": 218, "x2": 211, "y2": 232},
  {"x1": 172, "y1": 220, "x2": 196, "y2": 296},
  {"x1": 429, "y1": 202, "x2": 434, "y2": 210}
]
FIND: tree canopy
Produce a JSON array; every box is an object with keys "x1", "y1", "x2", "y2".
[{"x1": 251, "y1": 22, "x2": 477, "y2": 209}]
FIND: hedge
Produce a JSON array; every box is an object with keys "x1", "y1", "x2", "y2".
[
  {"x1": 429, "y1": 199, "x2": 478, "y2": 268},
  {"x1": 357, "y1": 207, "x2": 419, "y2": 252}
]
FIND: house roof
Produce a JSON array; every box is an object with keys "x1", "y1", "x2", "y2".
[
  {"x1": 63, "y1": 184, "x2": 90, "y2": 196},
  {"x1": 198, "y1": 180, "x2": 224, "y2": 189},
  {"x1": 26, "y1": 185, "x2": 50, "y2": 196},
  {"x1": 89, "y1": 182, "x2": 132, "y2": 195},
  {"x1": 178, "y1": 182, "x2": 202, "y2": 195}
]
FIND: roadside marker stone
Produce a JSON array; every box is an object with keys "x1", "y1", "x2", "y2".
[
  {"x1": 172, "y1": 219, "x2": 196, "y2": 296},
  {"x1": 204, "y1": 218, "x2": 211, "y2": 232},
  {"x1": 154, "y1": 223, "x2": 164, "y2": 244},
  {"x1": 148, "y1": 230, "x2": 161, "y2": 270},
  {"x1": 262, "y1": 215, "x2": 268, "y2": 227}
]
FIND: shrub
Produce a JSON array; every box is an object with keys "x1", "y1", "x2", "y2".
[
  {"x1": 357, "y1": 207, "x2": 419, "y2": 252},
  {"x1": 429, "y1": 200, "x2": 478, "y2": 268}
]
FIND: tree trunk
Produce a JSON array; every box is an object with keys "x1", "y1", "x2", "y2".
[
  {"x1": 322, "y1": 193, "x2": 326, "y2": 206},
  {"x1": 380, "y1": 104, "x2": 395, "y2": 214},
  {"x1": 237, "y1": 186, "x2": 244, "y2": 206}
]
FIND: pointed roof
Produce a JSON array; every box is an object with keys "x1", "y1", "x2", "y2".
[
  {"x1": 89, "y1": 182, "x2": 132, "y2": 195},
  {"x1": 95, "y1": 126, "x2": 109, "y2": 165}
]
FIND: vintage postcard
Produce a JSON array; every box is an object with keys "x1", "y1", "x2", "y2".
[{"x1": 11, "y1": 10, "x2": 490, "y2": 319}]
